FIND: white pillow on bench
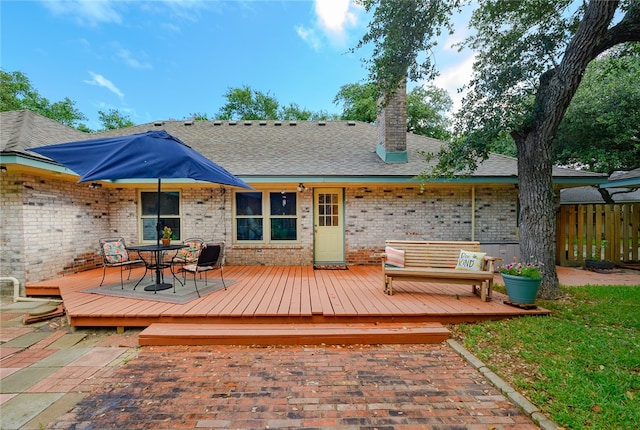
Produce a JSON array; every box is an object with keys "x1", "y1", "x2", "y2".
[
  {"x1": 455, "y1": 250, "x2": 486, "y2": 271},
  {"x1": 385, "y1": 246, "x2": 405, "y2": 268}
]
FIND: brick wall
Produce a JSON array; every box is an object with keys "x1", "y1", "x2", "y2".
[
  {"x1": 377, "y1": 80, "x2": 407, "y2": 153},
  {"x1": 1, "y1": 174, "x2": 518, "y2": 284},
  {"x1": 344, "y1": 185, "x2": 518, "y2": 265},
  {"x1": 0, "y1": 173, "x2": 112, "y2": 285},
  {"x1": 0, "y1": 172, "x2": 26, "y2": 286}
]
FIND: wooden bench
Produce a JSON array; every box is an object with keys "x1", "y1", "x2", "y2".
[{"x1": 380, "y1": 240, "x2": 500, "y2": 302}]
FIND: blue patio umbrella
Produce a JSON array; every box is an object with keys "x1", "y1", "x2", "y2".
[{"x1": 29, "y1": 130, "x2": 251, "y2": 244}]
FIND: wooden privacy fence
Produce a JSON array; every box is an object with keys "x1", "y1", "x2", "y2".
[{"x1": 557, "y1": 203, "x2": 640, "y2": 266}]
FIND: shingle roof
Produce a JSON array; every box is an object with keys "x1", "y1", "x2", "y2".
[
  {"x1": 601, "y1": 168, "x2": 640, "y2": 188},
  {"x1": 0, "y1": 110, "x2": 87, "y2": 153},
  {"x1": 561, "y1": 186, "x2": 640, "y2": 203},
  {"x1": 1, "y1": 110, "x2": 604, "y2": 181}
]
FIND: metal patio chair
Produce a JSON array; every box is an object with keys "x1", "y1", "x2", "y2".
[
  {"x1": 177, "y1": 242, "x2": 226, "y2": 297},
  {"x1": 98, "y1": 237, "x2": 143, "y2": 289}
]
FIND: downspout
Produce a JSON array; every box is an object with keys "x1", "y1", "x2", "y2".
[
  {"x1": 471, "y1": 186, "x2": 476, "y2": 241},
  {"x1": 1, "y1": 277, "x2": 63, "y2": 303}
]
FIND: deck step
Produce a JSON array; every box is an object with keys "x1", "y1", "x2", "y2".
[
  {"x1": 138, "y1": 322, "x2": 450, "y2": 346},
  {"x1": 25, "y1": 283, "x2": 61, "y2": 297}
]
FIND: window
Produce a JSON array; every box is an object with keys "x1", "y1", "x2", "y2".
[
  {"x1": 235, "y1": 191, "x2": 298, "y2": 242},
  {"x1": 140, "y1": 191, "x2": 181, "y2": 242},
  {"x1": 317, "y1": 192, "x2": 340, "y2": 226}
]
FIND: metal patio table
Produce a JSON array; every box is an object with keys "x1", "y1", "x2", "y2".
[{"x1": 127, "y1": 244, "x2": 187, "y2": 292}]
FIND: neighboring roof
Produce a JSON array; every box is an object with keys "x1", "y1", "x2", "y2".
[
  {"x1": 0, "y1": 110, "x2": 88, "y2": 153},
  {"x1": 601, "y1": 168, "x2": 640, "y2": 188},
  {"x1": 1, "y1": 110, "x2": 605, "y2": 184},
  {"x1": 561, "y1": 186, "x2": 640, "y2": 203}
]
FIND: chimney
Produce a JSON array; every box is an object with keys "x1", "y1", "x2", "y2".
[{"x1": 376, "y1": 79, "x2": 407, "y2": 163}]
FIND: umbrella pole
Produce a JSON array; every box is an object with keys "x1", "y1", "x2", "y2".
[
  {"x1": 156, "y1": 179, "x2": 162, "y2": 289},
  {"x1": 156, "y1": 178, "x2": 161, "y2": 247}
]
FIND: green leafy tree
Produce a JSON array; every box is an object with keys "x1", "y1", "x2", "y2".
[
  {"x1": 334, "y1": 81, "x2": 452, "y2": 139},
  {"x1": 280, "y1": 103, "x2": 338, "y2": 121},
  {"x1": 280, "y1": 103, "x2": 313, "y2": 120},
  {"x1": 489, "y1": 48, "x2": 640, "y2": 165},
  {"x1": 97, "y1": 109, "x2": 134, "y2": 131},
  {"x1": 554, "y1": 49, "x2": 640, "y2": 173},
  {"x1": 406, "y1": 85, "x2": 452, "y2": 140},
  {"x1": 1, "y1": 69, "x2": 87, "y2": 128},
  {"x1": 488, "y1": 131, "x2": 517, "y2": 158},
  {"x1": 215, "y1": 85, "x2": 338, "y2": 121},
  {"x1": 334, "y1": 82, "x2": 379, "y2": 123},
  {"x1": 189, "y1": 112, "x2": 210, "y2": 121},
  {"x1": 356, "y1": 0, "x2": 640, "y2": 298},
  {"x1": 216, "y1": 85, "x2": 280, "y2": 120}
]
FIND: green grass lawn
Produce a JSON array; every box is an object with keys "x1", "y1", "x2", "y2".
[{"x1": 451, "y1": 285, "x2": 640, "y2": 430}]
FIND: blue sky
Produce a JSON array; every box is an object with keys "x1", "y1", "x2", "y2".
[{"x1": 2, "y1": 0, "x2": 474, "y2": 131}]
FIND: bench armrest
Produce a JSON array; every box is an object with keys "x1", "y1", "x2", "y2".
[{"x1": 483, "y1": 256, "x2": 502, "y2": 272}]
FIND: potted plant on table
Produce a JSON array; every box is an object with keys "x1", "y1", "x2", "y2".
[
  {"x1": 161, "y1": 226, "x2": 173, "y2": 246},
  {"x1": 499, "y1": 260, "x2": 543, "y2": 305}
]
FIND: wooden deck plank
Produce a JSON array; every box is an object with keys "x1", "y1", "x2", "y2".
[
  {"x1": 276, "y1": 266, "x2": 296, "y2": 315},
  {"x1": 175, "y1": 266, "x2": 237, "y2": 316},
  {"x1": 281, "y1": 266, "x2": 304, "y2": 316},
  {"x1": 315, "y1": 269, "x2": 355, "y2": 316},
  {"x1": 310, "y1": 268, "x2": 334, "y2": 315},
  {"x1": 344, "y1": 267, "x2": 396, "y2": 316},
  {"x1": 307, "y1": 268, "x2": 324, "y2": 315},
  {"x1": 230, "y1": 265, "x2": 278, "y2": 317},
  {"x1": 256, "y1": 266, "x2": 291, "y2": 316},
  {"x1": 180, "y1": 267, "x2": 252, "y2": 317},
  {"x1": 330, "y1": 269, "x2": 372, "y2": 316},
  {"x1": 214, "y1": 268, "x2": 268, "y2": 318},
  {"x1": 298, "y1": 266, "x2": 313, "y2": 315},
  {"x1": 41, "y1": 265, "x2": 553, "y2": 331}
]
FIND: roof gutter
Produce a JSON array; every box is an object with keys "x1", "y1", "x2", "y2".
[{"x1": 1, "y1": 153, "x2": 610, "y2": 186}]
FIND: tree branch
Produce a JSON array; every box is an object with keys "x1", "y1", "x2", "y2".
[{"x1": 593, "y1": 1, "x2": 640, "y2": 57}]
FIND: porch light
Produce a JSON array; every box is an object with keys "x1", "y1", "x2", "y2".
[
  {"x1": 297, "y1": 183, "x2": 306, "y2": 192},
  {"x1": 89, "y1": 182, "x2": 102, "y2": 189}
]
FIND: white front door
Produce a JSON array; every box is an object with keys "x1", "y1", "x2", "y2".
[{"x1": 313, "y1": 188, "x2": 345, "y2": 265}]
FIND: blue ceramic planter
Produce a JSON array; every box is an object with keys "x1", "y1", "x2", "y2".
[{"x1": 502, "y1": 273, "x2": 542, "y2": 304}]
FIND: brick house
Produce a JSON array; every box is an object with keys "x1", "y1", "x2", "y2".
[{"x1": 0, "y1": 101, "x2": 604, "y2": 285}]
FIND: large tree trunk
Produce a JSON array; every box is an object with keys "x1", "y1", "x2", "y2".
[
  {"x1": 514, "y1": 132, "x2": 560, "y2": 298},
  {"x1": 513, "y1": 0, "x2": 623, "y2": 299}
]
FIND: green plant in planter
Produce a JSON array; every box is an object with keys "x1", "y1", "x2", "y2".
[
  {"x1": 500, "y1": 260, "x2": 543, "y2": 305},
  {"x1": 585, "y1": 240, "x2": 615, "y2": 270},
  {"x1": 588, "y1": 239, "x2": 609, "y2": 261},
  {"x1": 500, "y1": 261, "x2": 543, "y2": 279}
]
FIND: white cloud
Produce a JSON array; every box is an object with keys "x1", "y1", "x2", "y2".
[
  {"x1": 116, "y1": 47, "x2": 153, "y2": 70},
  {"x1": 297, "y1": 0, "x2": 364, "y2": 49},
  {"x1": 315, "y1": 0, "x2": 357, "y2": 36},
  {"x1": 41, "y1": 0, "x2": 122, "y2": 26},
  {"x1": 296, "y1": 25, "x2": 321, "y2": 51},
  {"x1": 432, "y1": 54, "x2": 475, "y2": 113},
  {"x1": 84, "y1": 71, "x2": 125, "y2": 99}
]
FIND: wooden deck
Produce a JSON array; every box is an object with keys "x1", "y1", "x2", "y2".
[{"x1": 27, "y1": 265, "x2": 549, "y2": 332}]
